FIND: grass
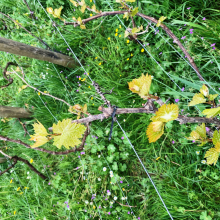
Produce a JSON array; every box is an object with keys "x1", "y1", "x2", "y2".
[{"x1": 0, "y1": 0, "x2": 220, "y2": 219}]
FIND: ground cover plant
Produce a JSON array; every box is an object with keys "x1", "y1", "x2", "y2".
[{"x1": 0, "y1": 0, "x2": 220, "y2": 219}]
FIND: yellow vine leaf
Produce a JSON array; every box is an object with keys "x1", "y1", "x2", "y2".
[
  {"x1": 132, "y1": 25, "x2": 143, "y2": 34},
  {"x1": 188, "y1": 93, "x2": 206, "y2": 106},
  {"x1": 47, "y1": 7, "x2": 64, "y2": 20},
  {"x1": 186, "y1": 130, "x2": 200, "y2": 141},
  {"x1": 151, "y1": 104, "x2": 179, "y2": 122},
  {"x1": 124, "y1": 26, "x2": 143, "y2": 38},
  {"x1": 152, "y1": 121, "x2": 165, "y2": 132},
  {"x1": 209, "y1": 94, "x2": 218, "y2": 101},
  {"x1": 52, "y1": 119, "x2": 86, "y2": 149},
  {"x1": 123, "y1": 12, "x2": 130, "y2": 21},
  {"x1": 124, "y1": 30, "x2": 130, "y2": 38},
  {"x1": 202, "y1": 106, "x2": 220, "y2": 118},
  {"x1": 146, "y1": 122, "x2": 165, "y2": 143},
  {"x1": 131, "y1": 7, "x2": 139, "y2": 17},
  {"x1": 91, "y1": 4, "x2": 99, "y2": 13},
  {"x1": 29, "y1": 120, "x2": 49, "y2": 148},
  {"x1": 78, "y1": 0, "x2": 86, "y2": 13},
  {"x1": 30, "y1": 135, "x2": 49, "y2": 148},
  {"x1": 47, "y1": 7, "x2": 54, "y2": 14},
  {"x1": 31, "y1": 120, "x2": 49, "y2": 137},
  {"x1": 195, "y1": 123, "x2": 206, "y2": 138},
  {"x1": 186, "y1": 123, "x2": 207, "y2": 146},
  {"x1": 77, "y1": 17, "x2": 86, "y2": 29},
  {"x1": 200, "y1": 84, "x2": 209, "y2": 97},
  {"x1": 53, "y1": 6, "x2": 63, "y2": 18},
  {"x1": 204, "y1": 142, "x2": 220, "y2": 165},
  {"x1": 68, "y1": 104, "x2": 88, "y2": 119},
  {"x1": 156, "y1": 16, "x2": 167, "y2": 27},
  {"x1": 128, "y1": 73, "x2": 152, "y2": 100},
  {"x1": 69, "y1": 0, "x2": 78, "y2": 7},
  {"x1": 82, "y1": 104, "x2": 88, "y2": 114},
  {"x1": 212, "y1": 130, "x2": 220, "y2": 145}
]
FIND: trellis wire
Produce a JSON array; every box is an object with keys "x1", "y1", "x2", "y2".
[
  {"x1": 7, "y1": 0, "x2": 217, "y2": 219},
  {"x1": 90, "y1": 127, "x2": 137, "y2": 219},
  {"x1": 36, "y1": 0, "x2": 175, "y2": 218},
  {"x1": 116, "y1": 120, "x2": 174, "y2": 220},
  {"x1": 128, "y1": 4, "x2": 219, "y2": 96},
  {"x1": 37, "y1": 93, "x2": 102, "y2": 219},
  {"x1": 119, "y1": 0, "x2": 219, "y2": 96},
  {"x1": 52, "y1": 63, "x2": 76, "y2": 104},
  {"x1": 105, "y1": 1, "x2": 219, "y2": 118},
  {"x1": 108, "y1": 1, "x2": 220, "y2": 133},
  {"x1": 36, "y1": 0, "x2": 93, "y2": 84}
]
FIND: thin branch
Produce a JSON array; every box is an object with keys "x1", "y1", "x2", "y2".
[
  {"x1": 18, "y1": 118, "x2": 30, "y2": 137},
  {"x1": 0, "y1": 125, "x2": 90, "y2": 155},
  {"x1": 23, "y1": 0, "x2": 35, "y2": 20},
  {"x1": 65, "y1": 11, "x2": 204, "y2": 81},
  {"x1": 11, "y1": 68, "x2": 71, "y2": 107},
  {"x1": 48, "y1": 106, "x2": 220, "y2": 130},
  {"x1": 0, "y1": 149, "x2": 47, "y2": 179},
  {"x1": 0, "y1": 62, "x2": 17, "y2": 89},
  {"x1": 115, "y1": 200, "x2": 137, "y2": 207},
  {"x1": 0, "y1": 12, "x2": 51, "y2": 50},
  {"x1": 12, "y1": 156, "x2": 47, "y2": 180},
  {"x1": 0, "y1": 150, "x2": 12, "y2": 159}
]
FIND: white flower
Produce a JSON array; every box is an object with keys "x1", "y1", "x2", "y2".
[
  {"x1": 110, "y1": 174, "x2": 114, "y2": 178},
  {"x1": 196, "y1": 151, "x2": 200, "y2": 155},
  {"x1": 123, "y1": 119, "x2": 126, "y2": 122},
  {"x1": 27, "y1": 171, "x2": 29, "y2": 174},
  {"x1": 98, "y1": 178, "x2": 101, "y2": 181},
  {"x1": 27, "y1": 176, "x2": 31, "y2": 179},
  {"x1": 85, "y1": 200, "x2": 89, "y2": 204},
  {"x1": 90, "y1": 202, "x2": 93, "y2": 205},
  {"x1": 151, "y1": 76, "x2": 154, "y2": 79},
  {"x1": 103, "y1": 167, "x2": 107, "y2": 171},
  {"x1": 121, "y1": 197, "x2": 125, "y2": 200},
  {"x1": 10, "y1": 170, "x2": 13, "y2": 173},
  {"x1": 110, "y1": 171, "x2": 113, "y2": 174},
  {"x1": 114, "y1": 196, "x2": 117, "y2": 200},
  {"x1": 98, "y1": 155, "x2": 101, "y2": 158},
  {"x1": 125, "y1": 197, "x2": 127, "y2": 200},
  {"x1": 201, "y1": 160, "x2": 206, "y2": 164},
  {"x1": 107, "y1": 191, "x2": 111, "y2": 196},
  {"x1": 110, "y1": 201, "x2": 113, "y2": 205}
]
